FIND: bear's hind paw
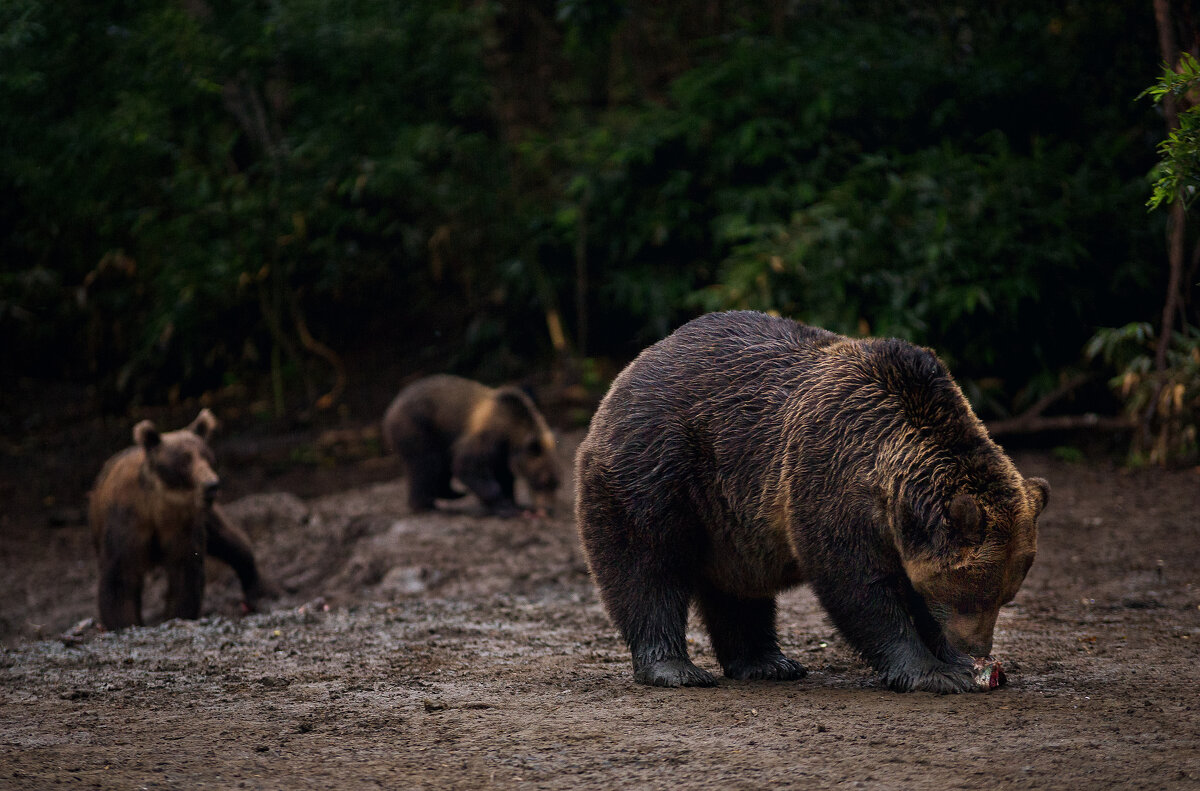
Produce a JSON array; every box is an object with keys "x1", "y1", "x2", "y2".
[{"x1": 633, "y1": 658, "x2": 717, "y2": 688}]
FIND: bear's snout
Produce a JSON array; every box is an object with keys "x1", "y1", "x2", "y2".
[
  {"x1": 202, "y1": 479, "x2": 220, "y2": 503},
  {"x1": 945, "y1": 610, "x2": 998, "y2": 658}
]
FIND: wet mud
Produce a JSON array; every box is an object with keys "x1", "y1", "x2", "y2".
[{"x1": 2, "y1": 434, "x2": 1198, "y2": 789}]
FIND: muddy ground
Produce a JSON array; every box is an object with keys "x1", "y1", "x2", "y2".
[{"x1": 2, "y1": 420, "x2": 1199, "y2": 790}]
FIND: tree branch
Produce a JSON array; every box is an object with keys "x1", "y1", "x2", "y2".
[{"x1": 987, "y1": 413, "x2": 1135, "y2": 437}]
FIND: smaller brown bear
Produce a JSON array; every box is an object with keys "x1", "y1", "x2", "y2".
[
  {"x1": 89, "y1": 409, "x2": 271, "y2": 630},
  {"x1": 382, "y1": 374, "x2": 560, "y2": 517}
]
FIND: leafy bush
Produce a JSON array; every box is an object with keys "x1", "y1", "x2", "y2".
[
  {"x1": 0, "y1": 0, "x2": 1173, "y2": 422},
  {"x1": 539, "y1": 11, "x2": 1160, "y2": 410},
  {"x1": 1087, "y1": 323, "x2": 1200, "y2": 465},
  {"x1": 1145, "y1": 52, "x2": 1200, "y2": 210},
  {"x1": 1, "y1": 0, "x2": 503, "y2": 406},
  {"x1": 1084, "y1": 50, "x2": 1200, "y2": 466}
]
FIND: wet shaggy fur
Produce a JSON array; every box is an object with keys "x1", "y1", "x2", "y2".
[
  {"x1": 576, "y1": 311, "x2": 1049, "y2": 693},
  {"x1": 382, "y1": 375, "x2": 561, "y2": 517},
  {"x1": 89, "y1": 410, "x2": 271, "y2": 630}
]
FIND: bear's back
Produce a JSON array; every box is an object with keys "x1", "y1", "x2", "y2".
[
  {"x1": 386, "y1": 374, "x2": 495, "y2": 438},
  {"x1": 580, "y1": 313, "x2": 840, "y2": 517},
  {"x1": 602, "y1": 311, "x2": 838, "y2": 419},
  {"x1": 580, "y1": 311, "x2": 994, "y2": 525}
]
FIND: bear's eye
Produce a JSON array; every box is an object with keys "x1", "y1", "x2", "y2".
[{"x1": 525, "y1": 439, "x2": 542, "y2": 457}]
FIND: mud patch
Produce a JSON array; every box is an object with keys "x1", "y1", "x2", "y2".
[{"x1": 2, "y1": 444, "x2": 1199, "y2": 789}]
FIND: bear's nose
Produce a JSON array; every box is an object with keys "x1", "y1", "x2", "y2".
[{"x1": 203, "y1": 480, "x2": 220, "y2": 502}]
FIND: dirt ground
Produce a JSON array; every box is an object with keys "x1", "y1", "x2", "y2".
[{"x1": 2, "y1": 419, "x2": 1199, "y2": 790}]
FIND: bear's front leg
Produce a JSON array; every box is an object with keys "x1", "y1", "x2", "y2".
[
  {"x1": 96, "y1": 509, "x2": 145, "y2": 630},
  {"x1": 97, "y1": 552, "x2": 144, "y2": 630},
  {"x1": 454, "y1": 447, "x2": 520, "y2": 517},
  {"x1": 206, "y1": 505, "x2": 276, "y2": 610},
  {"x1": 900, "y1": 583, "x2": 976, "y2": 668},
  {"x1": 814, "y1": 574, "x2": 976, "y2": 693}
]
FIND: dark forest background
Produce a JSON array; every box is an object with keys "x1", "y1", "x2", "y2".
[{"x1": 1, "y1": 1, "x2": 1197, "y2": 461}]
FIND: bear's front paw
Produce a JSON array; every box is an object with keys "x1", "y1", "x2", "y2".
[
  {"x1": 881, "y1": 660, "x2": 977, "y2": 694},
  {"x1": 723, "y1": 654, "x2": 807, "y2": 682},
  {"x1": 633, "y1": 658, "x2": 717, "y2": 688}
]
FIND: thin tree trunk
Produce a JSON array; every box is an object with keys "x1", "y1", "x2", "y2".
[
  {"x1": 1153, "y1": 0, "x2": 1187, "y2": 372},
  {"x1": 574, "y1": 192, "x2": 589, "y2": 358},
  {"x1": 1158, "y1": 201, "x2": 1186, "y2": 371}
]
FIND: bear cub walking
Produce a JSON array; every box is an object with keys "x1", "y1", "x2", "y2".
[
  {"x1": 90, "y1": 409, "x2": 271, "y2": 630},
  {"x1": 383, "y1": 375, "x2": 560, "y2": 517},
  {"x1": 575, "y1": 311, "x2": 1049, "y2": 693}
]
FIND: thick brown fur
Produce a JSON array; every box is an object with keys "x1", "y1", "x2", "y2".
[
  {"x1": 382, "y1": 374, "x2": 560, "y2": 517},
  {"x1": 89, "y1": 409, "x2": 271, "y2": 630},
  {"x1": 575, "y1": 311, "x2": 1049, "y2": 693}
]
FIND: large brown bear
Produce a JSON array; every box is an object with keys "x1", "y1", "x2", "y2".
[
  {"x1": 576, "y1": 311, "x2": 1049, "y2": 693},
  {"x1": 89, "y1": 409, "x2": 271, "y2": 630},
  {"x1": 382, "y1": 374, "x2": 561, "y2": 517}
]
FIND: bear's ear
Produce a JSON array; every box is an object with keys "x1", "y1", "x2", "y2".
[
  {"x1": 948, "y1": 493, "x2": 983, "y2": 544},
  {"x1": 1025, "y1": 477, "x2": 1050, "y2": 516},
  {"x1": 188, "y1": 408, "x2": 218, "y2": 440},
  {"x1": 133, "y1": 420, "x2": 161, "y2": 451}
]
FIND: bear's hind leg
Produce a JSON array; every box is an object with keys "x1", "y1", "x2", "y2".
[
  {"x1": 696, "y1": 583, "x2": 806, "y2": 682},
  {"x1": 577, "y1": 490, "x2": 713, "y2": 686},
  {"x1": 403, "y1": 448, "x2": 454, "y2": 512},
  {"x1": 618, "y1": 579, "x2": 714, "y2": 688}
]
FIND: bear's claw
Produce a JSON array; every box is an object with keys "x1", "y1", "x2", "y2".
[{"x1": 723, "y1": 655, "x2": 808, "y2": 682}]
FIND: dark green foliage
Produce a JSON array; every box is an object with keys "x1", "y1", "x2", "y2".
[
  {"x1": 1084, "y1": 53, "x2": 1200, "y2": 466},
  {"x1": 2, "y1": 0, "x2": 500, "y2": 404},
  {"x1": 541, "y1": 7, "x2": 1162, "y2": 404},
  {"x1": 0, "y1": 1, "x2": 1176, "y2": 418}
]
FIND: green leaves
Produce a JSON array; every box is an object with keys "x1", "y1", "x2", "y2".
[
  {"x1": 0, "y1": 1, "x2": 1173, "y2": 416},
  {"x1": 1145, "y1": 52, "x2": 1200, "y2": 209},
  {"x1": 1087, "y1": 323, "x2": 1200, "y2": 465}
]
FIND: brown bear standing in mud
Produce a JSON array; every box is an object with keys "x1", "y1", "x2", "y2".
[
  {"x1": 89, "y1": 409, "x2": 272, "y2": 630},
  {"x1": 576, "y1": 311, "x2": 1049, "y2": 693},
  {"x1": 382, "y1": 374, "x2": 560, "y2": 517}
]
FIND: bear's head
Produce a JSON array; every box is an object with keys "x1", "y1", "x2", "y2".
[
  {"x1": 495, "y1": 389, "x2": 561, "y2": 513},
  {"x1": 510, "y1": 428, "x2": 561, "y2": 512},
  {"x1": 134, "y1": 409, "x2": 222, "y2": 507},
  {"x1": 895, "y1": 474, "x2": 1050, "y2": 658}
]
